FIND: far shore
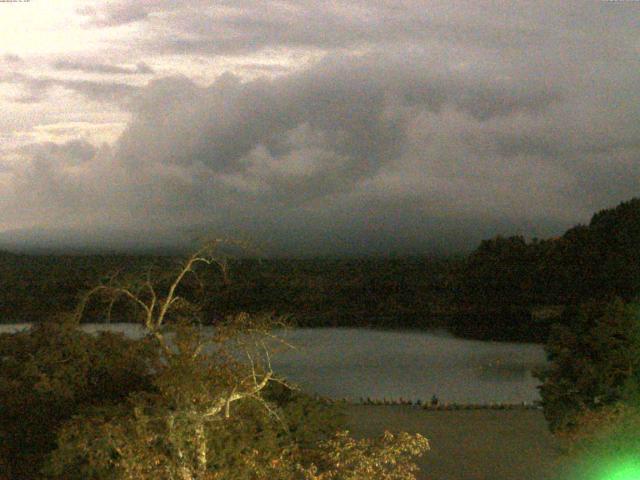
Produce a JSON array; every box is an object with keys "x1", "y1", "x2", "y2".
[{"x1": 0, "y1": 320, "x2": 549, "y2": 345}]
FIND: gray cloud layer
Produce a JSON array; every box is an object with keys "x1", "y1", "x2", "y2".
[
  {"x1": 1, "y1": 1, "x2": 639, "y2": 255},
  {"x1": 52, "y1": 60, "x2": 154, "y2": 75},
  {"x1": 1, "y1": 72, "x2": 140, "y2": 104}
]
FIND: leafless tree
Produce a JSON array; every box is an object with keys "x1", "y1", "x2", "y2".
[{"x1": 74, "y1": 237, "x2": 294, "y2": 415}]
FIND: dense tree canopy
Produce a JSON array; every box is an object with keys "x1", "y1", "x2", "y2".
[
  {"x1": 461, "y1": 197, "x2": 640, "y2": 307},
  {"x1": 0, "y1": 317, "x2": 159, "y2": 479},
  {"x1": 534, "y1": 299, "x2": 640, "y2": 433}
]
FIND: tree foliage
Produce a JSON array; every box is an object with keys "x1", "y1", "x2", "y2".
[
  {"x1": 0, "y1": 316, "x2": 158, "y2": 479},
  {"x1": 534, "y1": 299, "x2": 640, "y2": 433},
  {"x1": 43, "y1": 320, "x2": 347, "y2": 480},
  {"x1": 44, "y1": 331, "x2": 427, "y2": 478},
  {"x1": 2, "y1": 241, "x2": 431, "y2": 479},
  {"x1": 294, "y1": 430, "x2": 430, "y2": 480},
  {"x1": 550, "y1": 401, "x2": 640, "y2": 480},
  {"x1": 461, "y1": 197, "x2": 640, "y2": 307},
  {"x1": 462, "y1": 235, "x2": 537, "y2": 306}
]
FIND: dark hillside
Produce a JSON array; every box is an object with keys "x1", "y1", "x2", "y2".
[{"x1": 2, "y1": 198, "x2": 639, "y2": 344}]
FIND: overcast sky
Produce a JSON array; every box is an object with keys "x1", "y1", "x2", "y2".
[{"x1": 0, "y1": 1, "x2": 638, "y2": 255}]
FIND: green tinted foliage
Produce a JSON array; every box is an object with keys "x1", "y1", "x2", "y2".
[
  {"x1": 535, "y1": 299, "x2": 640, "y2": 433},
  {"x1": 552, "y1": 402, "x2": 640, "y2": 480},
  {"x1": 0, "y1": 317, "x2": 158, "y2": 479}
]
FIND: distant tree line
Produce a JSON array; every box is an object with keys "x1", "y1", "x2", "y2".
[
  {"x1": 452, "y1": 197, "x2": 640, "y2": 342},
  {"x1": 460, "y1": 198, "x2": 640, "y2": 306},
  {"x1": 0, "y1": 254, "x2": 458, "y2": 330},
  {"x1": 1, "y1": 197, "x2": 639, "y2": 345},
  {"x1": 4, "y1": 198, "x2": 640, "y2": 475}
]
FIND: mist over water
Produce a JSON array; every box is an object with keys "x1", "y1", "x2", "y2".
[{"x1": 0, "y1": 324, "x2": 547, "y2": 404}]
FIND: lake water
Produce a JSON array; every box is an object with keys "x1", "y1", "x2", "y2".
[{"x1": 0, "y1": 324, "x2": 547, "y2": 404}]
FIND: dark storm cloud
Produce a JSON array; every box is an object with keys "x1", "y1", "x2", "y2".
[
  {"x1": 113, "y1": 52, "x2": 562, "y2": 207},
  {"x1": 454, "y1": 87, "x2": 562, "y2": 122},
  {"x1": 2, "y1": 1, "x2": 639, "y2": 255},
  {"x1": 490, "y1": 132, "x2": 640, "y2": 160},
  {"x1": 565, "y1": 147, "x2": 640, "y2": 214},
  {"x1": 77, "y1": 0, "x2": 639, "y2": 73},
  {"x1": 6, "y1": 140, "x2": 104, "y2": 216},
  {"x1": 6, "y1": 40, "x2": 634, "y2": 253},
  {"x1": 80, "y1": 0, "x2": 541, "y2": 55},
  {"x1": 52, "y1": 60, "x2": 154, "y2": 75}
]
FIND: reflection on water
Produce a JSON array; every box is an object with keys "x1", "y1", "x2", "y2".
[{"x1": 0, "y1": 324, "x2": 548, "y2": 404}]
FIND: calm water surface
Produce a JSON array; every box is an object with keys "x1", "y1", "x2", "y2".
[{"x1": 0, "y1": 324, "x2": 547, "y2": 404}]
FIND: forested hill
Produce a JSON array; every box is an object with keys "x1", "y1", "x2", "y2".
[
  {"x1": 0, "y1": 253, "x2": 460, "y2": 328},
  {"x1": 0, "y1": 197, "x2": 639, "y2": 344},
  {"x1": 460, "y1": 197, "x2": 640, "y2": 307}
]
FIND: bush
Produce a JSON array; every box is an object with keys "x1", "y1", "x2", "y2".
[
  {"x1": 534, "y1": 298, "x2": 640, "y2": 433},
  {"x1": 0, "y1": 316, "x2": 158, "y2": 479},
  {"x1": 295, "y1": 430, "x2": 430, "y2": 480}
]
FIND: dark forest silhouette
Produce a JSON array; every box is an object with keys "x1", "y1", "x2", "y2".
[{"x1": 1, "y1": 197, "x2": 639, "y2": 343}]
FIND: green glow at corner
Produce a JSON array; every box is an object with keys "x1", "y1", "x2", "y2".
[
  {"x1": 597, "y1": 458, "x2": 640, "y2": 480},
  {"x1": 564, "y1": 454, "x2": 640, "y2": 480}
]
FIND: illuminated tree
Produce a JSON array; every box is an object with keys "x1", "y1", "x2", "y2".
[{"x1": 43, "y1": 241, "x2": 430, "y2": 479}]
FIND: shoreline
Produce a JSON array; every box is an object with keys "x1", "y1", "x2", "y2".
[
  {"x1": 0, "y1": 320, "x2": 548, "y2": 345},
  {"x1": 317, "y1": 396, "x2": 543, "y2": 410}
]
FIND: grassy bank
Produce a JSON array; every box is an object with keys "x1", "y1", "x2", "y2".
[{"x1": 345, "y1": 405, "x2": 564, "y2": 480}]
